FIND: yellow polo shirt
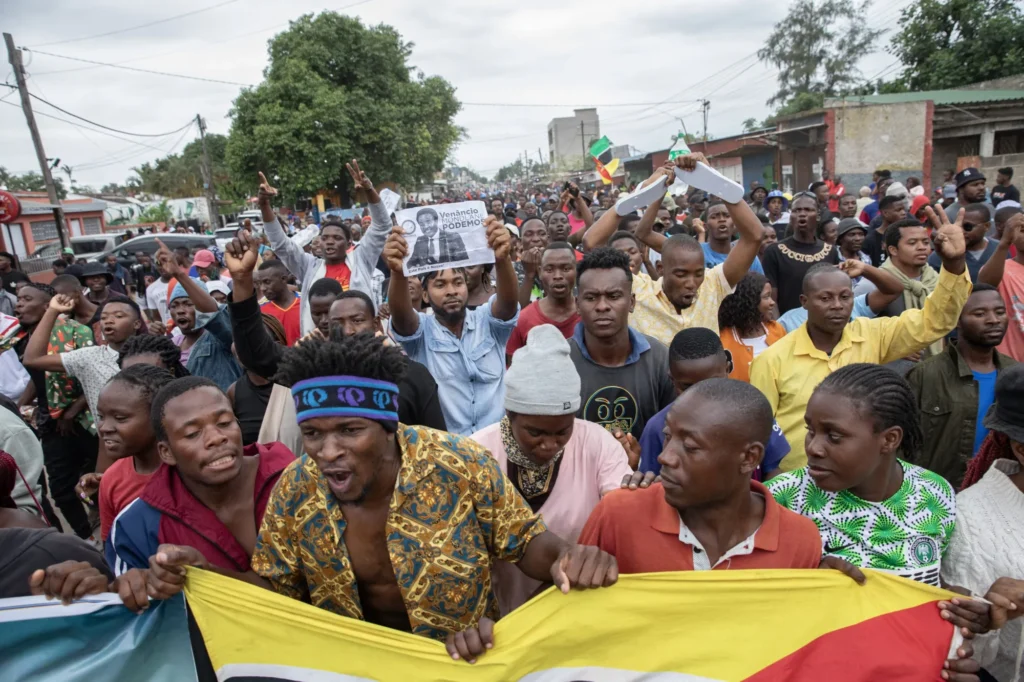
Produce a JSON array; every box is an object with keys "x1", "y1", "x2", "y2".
[
  {"x1": 750, "y1": 267, "x2": 972, "y2": 472},
  {"x1": 629, "y1": 268, "x2": 735, "y2": 346}
]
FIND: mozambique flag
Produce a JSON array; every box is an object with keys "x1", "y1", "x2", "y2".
[
  {"x1": 184, "y1": 568, "x2": 962, "y2": 681},
  {"x1": 589, "y1": 135, "x2": 621, "y2": 185}
]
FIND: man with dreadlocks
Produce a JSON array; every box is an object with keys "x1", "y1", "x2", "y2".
[
  {"x1": 945, "y1": 365, "x2": 1024, "y2": 682},
  {"x1": 251, "y1": 333, "x2": 618, "y2": 663}
]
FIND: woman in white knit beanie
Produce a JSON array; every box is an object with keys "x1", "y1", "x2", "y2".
[{"x1": 471, "y1": 324, "x2": 633, "y2": 616}]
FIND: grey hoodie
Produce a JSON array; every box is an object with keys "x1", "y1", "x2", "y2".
[
  {"x1": 0, "y1": 527, "x2": 111, "y2": 598},
  {"x1": 264, "y1": 201, "x2": 391, "y2": 335}
]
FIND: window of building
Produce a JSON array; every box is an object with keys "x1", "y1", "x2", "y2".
[{"x1": 83, "y1": 217, "x2": 102, "y2": 235}]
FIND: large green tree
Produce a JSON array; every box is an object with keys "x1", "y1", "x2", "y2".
[
  {"x1": 132, "y1": 134, "x2": 247, "y2": 206},
  {"x1": 758, "y1": 0, "x2": 882, "y2": 108},
  {"x1": 226, "y1": 13, "x2": 462, "y2": 205},
  {"x1": 883, "y1": 0, "x2": 1024, "y2": 92}
]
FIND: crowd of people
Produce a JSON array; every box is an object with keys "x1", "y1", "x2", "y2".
[{"x1": 5, "y1": 153, "x2": 1024, "y2": 681}]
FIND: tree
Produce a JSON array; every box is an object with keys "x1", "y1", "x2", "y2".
[
  {"x1": 758, "y1": 0, "x2": 882, "y2": 107},
  {"x1": 136, "y1": 201, "x2": 173, "y2": 225},
  {"x1": 226, "y1": 12, "x2": 462, "y2": 206},
  {"x1": 883, "y1": 0, "x2": 1024, "y2": 92},
  {"x1": 133, "y1": 134, "x2": 247, "y2": 207},
  {"x1": 0, "y1": 169, "x2": 67, "y2": 199},
  {"x1": 742, "y1": 118, "x2": 760, "y2": 132}
]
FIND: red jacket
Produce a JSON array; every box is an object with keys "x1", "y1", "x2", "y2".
[{"x1": 106, "y1": 442, "x2": 295, "y2": 574}]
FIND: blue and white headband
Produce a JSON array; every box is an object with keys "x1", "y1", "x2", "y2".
[{"x1": 292, "y1": 376, "x2": 400, "y2": 425}]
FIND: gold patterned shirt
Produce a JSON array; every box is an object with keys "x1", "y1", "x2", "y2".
[
  {"x1": 251, "y1": 424, "x2": 548, "y2": 641},
  {"x1": 629, "y1": 268, "x2": 735, "y2": 345}
]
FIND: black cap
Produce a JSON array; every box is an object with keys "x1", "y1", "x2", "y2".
[
  {"x1": 983, "y1": 365, "x2": 1024, "y2": 443},
  {"x1": 836, "y1": 218, "x2": 867, "y2": 238},
  {"x1": 76, "y1": 262, "x2": 113, "y2": 285},
  {"x1": 955, "y1": 167, "x2": 986, "y2": 190}
]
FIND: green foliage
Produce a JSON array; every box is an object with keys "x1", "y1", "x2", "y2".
[
  {"x1": 758, "y1": 0, "x2": 883, "y2": 106},
  {"x1": 884, "y1": 0, "x2": 1024, "y2": 91},
  {"x1": 226, "y1": 12, "x2": 462, "y2": 205},
  {"x1": 741, "y1": 118, "x2": 760, "y2": 132},
  {"x1": 0, "y1": 167, "x2": 68, "y2": 199},
  {"x1": 132, "y1": 134, "x2": 247, "y2": 207},
  {"x1": 136, "y1": 200, "x2": 173, "y2": 224}
]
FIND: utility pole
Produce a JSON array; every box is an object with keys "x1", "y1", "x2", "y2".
[
  {"x1": 700, "y1": 99, "x2": 711, "y2": 144},
  {"x1": 580, "y1": 121, "x2": 587, "y2": 169},
  {"x1": 4, "y1": 32, "x2": 69, "y2": 249},
  {"x1": 196, "y1": 114, "x2": 218, "y2": 229}
]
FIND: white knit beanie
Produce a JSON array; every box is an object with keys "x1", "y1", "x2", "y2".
[{"x1": 505, "y1": 324, "x2": 581, "y2": 416}]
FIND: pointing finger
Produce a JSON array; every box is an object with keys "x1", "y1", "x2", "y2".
[{"x1": 259, "y1": 171, "x2": 269, "y2": 186}]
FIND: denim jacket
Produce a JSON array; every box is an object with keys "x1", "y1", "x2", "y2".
[{"x1": 185, "y1": 305, "x2": 242, "y2": 391}]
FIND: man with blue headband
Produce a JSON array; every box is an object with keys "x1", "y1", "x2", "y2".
[{"x1": 251, "y1": 333, "x2": 619, "y2": 663}]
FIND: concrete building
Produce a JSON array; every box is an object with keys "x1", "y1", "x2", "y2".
[
  {"x1": 762, "y1": 85, "x2": 1024, "y2": 194},
  {"x1": 548, "y1": 108, "x2": 600, "y2": 168}
]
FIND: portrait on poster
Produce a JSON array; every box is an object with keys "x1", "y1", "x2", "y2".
[{"x1": 396, "y1": 200, "x2": 494, "y2": 276}]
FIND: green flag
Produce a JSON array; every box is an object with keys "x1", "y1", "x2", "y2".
[{"x1": 589, "y1": 136, "x2": 614, "y2": 165}]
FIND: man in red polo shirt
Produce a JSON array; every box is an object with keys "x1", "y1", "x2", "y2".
[{"x1": 579, "y1": 378, "x2": 824, "y2": 572}]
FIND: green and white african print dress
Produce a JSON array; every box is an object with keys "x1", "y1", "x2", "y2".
[{"x1": 767, "y1": 460, "x2": 956, "y2": 586}]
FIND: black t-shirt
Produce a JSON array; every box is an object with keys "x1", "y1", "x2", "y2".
[
  {"x1": 762, "y1": 237, "x2": 841, "y2": 314},
  {"x1": 861, "y1": 226, "x2": 889, "y2": 268},
  {"x1": 232, "y1": 373, "x2": 273, "y2": 445},
  {"x1": 991, "y1": 184, "x2": 1020, "y2": 208}
]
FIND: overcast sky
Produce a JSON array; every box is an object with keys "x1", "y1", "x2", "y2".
[{"x1": 2, "y1": 0, "x2": 911, "y2": 190}]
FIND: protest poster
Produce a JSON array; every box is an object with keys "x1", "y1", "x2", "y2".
[{"x1": 395, "y1": 200, "x2": 493, "y2": 277}]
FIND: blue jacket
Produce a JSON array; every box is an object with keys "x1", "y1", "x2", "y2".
[{"x1": 186, "y1": 305, "x2": 241, "y2": 391}]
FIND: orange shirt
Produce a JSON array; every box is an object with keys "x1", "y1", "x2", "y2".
[
  {"x1": 324, "y1": 262, "x2": 351, "y2": 290},
  {"x1": 721, "y1": 321, "x2": 786, "y2": 383},
  {"x1": 578, "y1": 481, "x2": 823, "y2": 574},
  {"x1": 261, "y1": 297, "x2": 302, "y2": 346}
]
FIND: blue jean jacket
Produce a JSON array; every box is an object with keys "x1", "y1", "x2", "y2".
[{"x1": 186, "y1": 305, "x2": 242, "y2": 391}]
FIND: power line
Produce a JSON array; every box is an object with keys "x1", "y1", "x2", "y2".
[
  {"x1": 28, "y1": 91, "x2": 196, "y2": 137},
  {"x1": 27, "y1": 0, "x2": 378, "y2": 78},
  {"x1": 0, "y1": 98, "x2": 189, "y2": 153},
  {"x1": 31, "y1": 0, "x2": 241, "y2": 48},
  {"x1": 76, "y1": 122, "x2": 196, "y2": 171},
  {"x1": 461, "y1": 100, "x2": 700, "y2": 108},
  {"x1": 22, "y1": 49, "x2": 252, "y2": 87}
]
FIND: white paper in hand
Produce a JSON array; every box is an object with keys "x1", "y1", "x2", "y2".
[
  {"x1": 395, "y1": 201, "x2": 494, "y2": 277},
  {"x1": 615, "y1": 176, "x2": 668, "y2": 215},
  {"x1": 379, "y1": 188, "x2": 401, "y2": 217},
  {"x1": 674, "y1": 162, "x2": 745, "y2": 204}
]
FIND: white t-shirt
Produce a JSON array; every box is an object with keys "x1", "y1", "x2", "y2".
[
  {"x1": 61, "y1": 345, "x2": 122, "y2": 418},
  {"x1": 745, "y1": 334, "x2": 769, "y2": 358},
  {"x1": 145, "y1": 278, "x2": 172, "y2": 324}
]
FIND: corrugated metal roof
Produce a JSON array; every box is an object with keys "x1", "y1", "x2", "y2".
[{"x1": 827, "y1": 90, "x2": 1024, "y2": 106}]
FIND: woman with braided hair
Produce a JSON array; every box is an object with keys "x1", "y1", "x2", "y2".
[
  {"x1": 118, "y1": 333, "x2": 189, "y2": 378},
  {"x1": 78, "y1": 364, "x2": 176, "y2": 541},
  {"x1": 944, "y1": 365, "x2": 1024, "y2": 682},
  {"x1": 767, "y1": 363, "x2": 961, "y2": 586}
]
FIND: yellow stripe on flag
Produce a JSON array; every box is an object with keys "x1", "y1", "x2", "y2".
[{"x1": 184, "y1": 568, "x2": 957, "y2": 681}]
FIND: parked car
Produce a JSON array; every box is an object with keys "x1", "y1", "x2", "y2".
[
  {"x1": 29, "y1": 234, "x2": 128, "y2": 264},
  {"x1": 100, "y1": 233, "x2": 215, "y2": 268}
]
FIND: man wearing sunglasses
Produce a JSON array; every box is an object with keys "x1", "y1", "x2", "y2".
[{"x1": 928, "y1": 203, "x2": 998, "y2": 283}]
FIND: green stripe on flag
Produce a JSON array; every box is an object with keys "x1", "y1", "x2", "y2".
[{"x1": 589, "y1": 136, "x2": 613, "y2": 165}]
